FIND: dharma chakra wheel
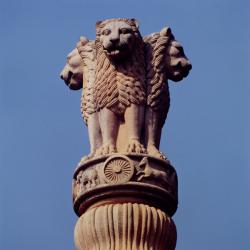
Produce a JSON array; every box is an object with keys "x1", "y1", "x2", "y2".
[{"x1": 102, "y1": 155, "x2": 134, "y2": 184}]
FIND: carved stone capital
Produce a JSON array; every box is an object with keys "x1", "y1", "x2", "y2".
[{"x1": 72, "y1": 154, "x2": 178, "y2": 217}]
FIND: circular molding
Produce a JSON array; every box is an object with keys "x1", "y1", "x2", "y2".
[{"x1": 102, "y1": 155, "x2": 134, "y2": 184}]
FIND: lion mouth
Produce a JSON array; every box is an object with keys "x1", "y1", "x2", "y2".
[
  {"x1": 66, "y1": 71, "x2": 73, "y2": 84},
  {"x1": 106, "y1": 49, "x2": 121, "y2": 56},
  {"x1": 104, "y1": 44, "x2": 129, "y2": 57},
  {"x1": 170, "y1": 67, "x2": 191, "y2": 81}
]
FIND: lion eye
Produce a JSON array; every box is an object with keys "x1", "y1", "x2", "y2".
[
  {"x1": 102, "y1": 29, "x2": 111, "y2": 36},
  {"x1": 120, "y1": 28, "x2": 131, "y2": 34}
]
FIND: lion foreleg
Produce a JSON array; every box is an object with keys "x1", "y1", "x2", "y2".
[
  {"x1": 124, "y1": 104, "x2": 146, "y2": 153},
  {"x1": 98, "y1": 108, "x2": 118, "y2": 155},
  {"x1": 144, "y1": 107, "x2": 166, "y2": 159},
  {"x1": 87, "y1": 112, "x2": 102, "y2": 156}
]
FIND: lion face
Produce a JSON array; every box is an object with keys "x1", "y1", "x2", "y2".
[
  {"x1": 166, "y1": 40, "x2": 192, "y2": 82},
  {"x1": 98, "y1": 20, "x2": 137, "y2": 60},
  {"x1": 60, "y1": 48, "x2": 83, "y2": 90}
]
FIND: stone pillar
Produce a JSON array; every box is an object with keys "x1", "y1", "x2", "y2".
[
  {"x1": 72, "y1": 154, "x2": 178, "y2": 250},
  {"x1": 60, "y1": 17, "x2": 191, "y2": 250}
]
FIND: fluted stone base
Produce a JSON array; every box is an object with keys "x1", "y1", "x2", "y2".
[{"x1": 74, "y1": 203, "x2": 176, "y2": 250}]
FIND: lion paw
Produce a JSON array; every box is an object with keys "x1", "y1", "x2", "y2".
[
  {"x1": 147, "y1": 145, "x2": 167, "y2": 160},
  {"x1": 78, "y1": 155, "x2": 89, "y2": 166},
  {"x1": 77, "y1": 152, "x2": 96, "y2": 166},
  {"x1": 97, "y1": 144, "x2": 117, "y2": 155},
  {"x1": 126, "y1": 139, "x2": 146, "y2": 154}
]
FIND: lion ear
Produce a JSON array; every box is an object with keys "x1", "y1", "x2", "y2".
[
  {"x1": 80, "y1": 36, "x2": 89, "y2": 43},
  {"x1": 131, "y1": 18, "x2": 139, "y2": 29},
  {"x1": 96, "y1": 20, "x2": 103, "y2": 28},
  {"x1": 160, "y1": 27, "x2": 172, "y2": 37},
  {"x1": 77, "y1": 36, "x2": 89, "y2": 48}
]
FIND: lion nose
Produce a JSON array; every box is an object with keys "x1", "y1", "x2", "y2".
[
  {"x1": 181, "y1": 60, "x2": 192, "y2": 71},
  {"x1": 175, "y1": 59, "x2": 192, "y2": 70},
  {"x1": 110, "y1": 37, "x2": 119, "y2": 44}
]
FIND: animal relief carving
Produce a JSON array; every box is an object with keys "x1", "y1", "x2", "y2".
[
  {"x1": 135, "y1": 157, "x2": 170, "y2": 187},
  {"x1": 75, "y1": 169, "x2": 99, "y2": 194}
]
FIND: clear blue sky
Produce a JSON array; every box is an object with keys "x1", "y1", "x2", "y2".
[{"x1": 0, "y1": 0, "x2": 249, "y2": 249}]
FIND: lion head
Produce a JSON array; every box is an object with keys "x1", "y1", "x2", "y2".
[
  {"x1": 95, "y1": 18, "x2": 141, "y2": 61},
  {"x1": 60, "y1": 48, "x2": 83, "y2": 90},
  {"x1": 162, "y1": 28, "x2": 192, "y2": 82}
]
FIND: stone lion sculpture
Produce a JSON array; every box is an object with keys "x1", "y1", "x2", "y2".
[
  {"x1": 144, "y1": 27, "x2": 192, "y2": 158},
  {"x1": 93, "y1": 18, "x2": 146, "y2": 155},
  {"x1": 60, "y1": 18, "x2": 191, "y2": 160},
  {"x1": 60, "y1": 39, "x2": 102, "y2": 160}
]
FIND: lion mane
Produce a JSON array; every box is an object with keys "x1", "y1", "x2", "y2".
[
  {"x1": 77, "y1": 39, "x2": 96, "y2": 124},
  {"x1": 93, "y1": 18, "x2": 146, "y2": 116}
]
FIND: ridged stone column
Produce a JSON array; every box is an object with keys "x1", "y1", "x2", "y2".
[{"x1": 75, "y1": 203, "x2": 176, "y2": 250}]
